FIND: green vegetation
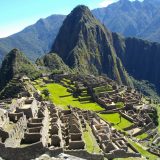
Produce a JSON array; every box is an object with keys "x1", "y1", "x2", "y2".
[
  {"x1": 41, "y1": 89, "x2": 50, "y2": 100},
  {"x1": 128, "y1": 139, "x2": 159, "y2": 160},
  {"x1": 83, "y1": 124, "x2": 101, "y2": 153},
  {"x1": 93, "y1": 85, "x2": 113, "y2": 94},
  {"x1": 34, "y1": 80, "x2": 104, "y2": 111},
  {"x1": 115, "y1": 102, "x2": 124, "y2": 108},
  {"x1": 114, "y1": 158, "x2": 144, "y2": 160},
  {"x1": 157, "y1": 105, "x2": 160, "y2": 132},
  {"x1": 98, "y1": 113, "x2": 132, "y2": 131},
  {"x1": 136, "y1": 133, "x2": 148, "y2": 140},
  {"x1": 131, "y1": 77, "x2": 160, "y2": 102},
  {"x1": 36, "y1": 53, "x2": 70, "y2": 73},
  {"x1": 0, "y1": 49, "x2": 40, "y2": 91}
]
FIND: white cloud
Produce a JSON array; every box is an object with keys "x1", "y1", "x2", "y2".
[{"x1": 99, "y1": 0, "x2": 118, "y2": 8}]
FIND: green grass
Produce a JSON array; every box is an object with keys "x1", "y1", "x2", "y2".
[
  {"x1": 128, "y1": 139, "x2": 159, "y2": 160},
  {"x1": 98, "y1": 113, "x2": 133, "y2": 131},
  {"x1": 83, "y1": 124, "x2": 101, "y2": 153},
  {"x1": 115, "y1": 102, "x2": 125, "y2": 108},
  {"x1": 93, "y1": 85, "x2": 113, "y2": 94},
  {"x1": 136, "y1": 133, "x2": 148, "y2": 140},
  {"x1": 114, "y1": 158, "x2": 144, "y2": 160},
  {"x1": 35, "y1": 82, "x2": 104, "y2": 111}
]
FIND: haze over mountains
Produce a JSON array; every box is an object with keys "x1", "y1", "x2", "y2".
[{"x1": 1, "y1": 0, "x2": 160, "y2": 63}]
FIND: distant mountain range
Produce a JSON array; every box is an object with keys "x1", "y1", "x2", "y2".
[
  {"x1": 1, "y1": 0, "x2": 160, "y2": 63},
  {"x1": 0, "y1": 15, "x2": 65, "y2": 62},
  {"x1": 93, "y1": 0, "x2": 160, "y2": 41},
  {"x1": 1, "y1": 5, "x2": 160, "y2": 100}
]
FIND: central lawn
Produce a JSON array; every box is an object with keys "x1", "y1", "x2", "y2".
[
  {"x1": 98, "y1": 113, "x2": 133, "y2": 131},
  {"x1": 35, "y1": 82, "x2": 104, "y2": 111}
]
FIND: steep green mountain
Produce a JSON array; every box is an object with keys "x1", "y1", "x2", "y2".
[
  {"x1": 0, "y1": 15, "x2": 65, "y2": 63},
  {"x1": 51, "y1": 5, "x2": 131, "y2": 86},
  {"x1": 36, "y1": 53, "x2": 70, "y2": 72},
  {"x1": 93, "y1": 0, "x2": 160, "y2": 42},
  {"x1": 0, "y1": 48, "x2": 40, "y2": 90}
]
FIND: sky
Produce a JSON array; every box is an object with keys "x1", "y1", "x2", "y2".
[{"x1": 0, "y1": 0, "x2": 142, "y2": 38}]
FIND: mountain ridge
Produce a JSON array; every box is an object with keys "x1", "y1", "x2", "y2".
[{"x1": 1, "y1": 0, "x2": 160, "y2": 64}]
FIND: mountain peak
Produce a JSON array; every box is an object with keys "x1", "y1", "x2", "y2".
[
  {"x1": 67, "y1": 5, "x2": 94, "y2": 22},
  {"x1": 4, "y1": 48, "x2": 25, "y2": 63},
  {"x1": 72, "y1": 5, "x2": 90, "y2": 12},
  {"x1": 51, "y1": 5, "x2": 131, "y2": 85},
  {"x1": 9, "y1": 48, "x2": 20, "y2": 54},
  {"x1": 71, "y1": 5, "x2": 91, "y2": 15}
]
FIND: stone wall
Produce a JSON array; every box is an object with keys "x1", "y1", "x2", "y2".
[
  {"x1": 22, "y1": 133, "x2": 41, "y2": 144},
  {"x1": 0, "y1": 129, "x2": 9, "y2": 142},
  {"x1": 0, "y1": 141, "x2": 45, "y2": 160},
  {"x1": 5, "y1": 115, "x2": 27, "y2": 147},
  {"x1": 64, "y1": 150, "x2": 103, "y2": 160},
  {"x1": 0, "y1": 111, "x2": 9, "y2": 127},
  {"x1": 104, "y1": 150, "x2": 141, "y2": 159},
  {"x1": 133, "y1": 122, "x2": 155, "y2": 136},
  {"x1": 69, "y1": 141, "x2": 85, "y2": 150},
  {"x1": 119, "y1": 111, "x2": 134, "y2": 123},
  {"x1": 8, "y1": 112, "x2": 24, "y2": 123}
]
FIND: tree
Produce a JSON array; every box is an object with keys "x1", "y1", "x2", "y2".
[{"x1": 42, "y1": 89, "x2": 50, "y2": 98}]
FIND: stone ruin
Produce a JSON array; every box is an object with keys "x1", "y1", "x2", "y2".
[
  {"x1": 88, "y1": 112, "x2": 140, "y2": 159},
  {"x1": 0, "y1": 74, "x2": 159, "y2": 159},
  {"x1": 50, "y1": 73, "x2": 160, "y2": 158},
  {"x1": 0, "y1": 97, "x2": 50, "y2": 160},
  {"x1": 0, "y1": 95, "x2": 142, "y2": 160}
]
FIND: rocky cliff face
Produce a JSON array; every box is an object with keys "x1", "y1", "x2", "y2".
[
  {"x1": 51, "y1": 5, "x2": 131, "y2": 86},
  {"x1": 112, "y1": 32, "x2": 160, "y2": 92}
]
